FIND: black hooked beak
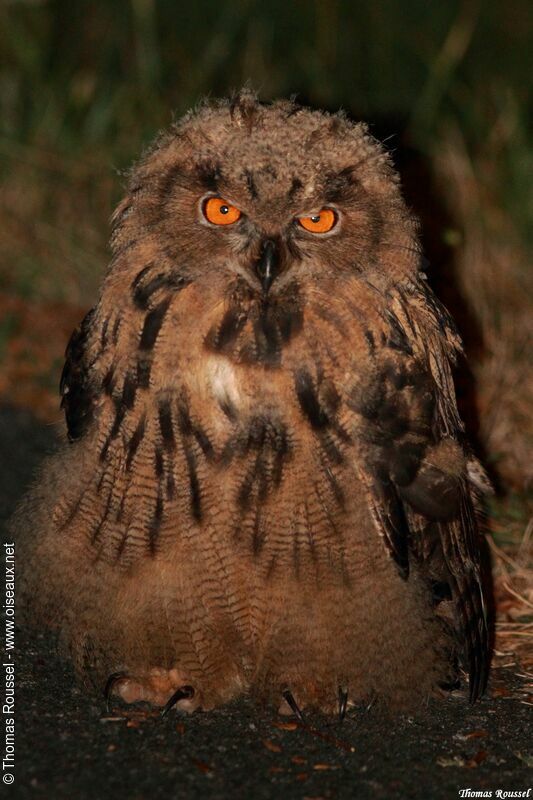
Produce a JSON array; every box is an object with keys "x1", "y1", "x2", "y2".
[{"x1": 255, "y1": 238, "x2": 280, "y2": 294}]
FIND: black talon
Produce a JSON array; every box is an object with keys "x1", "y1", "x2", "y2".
[
  {"x1": 281, "y1": 689, "x2": 305, "y2": 723},
  {"x1": 365, "y1": 692, "x2": 377, "y2": 713},
  {"x1": 161, "y1": 685, "x2": 195, "y2": 718},
  {"x1": 103, "y1": 671, "x2": 128, "y2": 714},
  {"x1": 338, "y1": 687, "x2": 348, "y2": 722}
]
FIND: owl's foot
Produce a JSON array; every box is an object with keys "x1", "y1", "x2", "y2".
[
  {"x1": 278, "y1": 685, "x2": 350, "y2": 722},
  {"x1": 104, "y1": 668, "x2": 203, "y2": 714}
]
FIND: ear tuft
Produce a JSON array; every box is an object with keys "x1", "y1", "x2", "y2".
[{"x1": 229, "y1": 87, "x2": 262, "y2": 132}]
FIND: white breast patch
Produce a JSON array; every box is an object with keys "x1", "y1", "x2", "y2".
[{"x1": 205, "y1": 356, "x2": 244, "y2": 411}]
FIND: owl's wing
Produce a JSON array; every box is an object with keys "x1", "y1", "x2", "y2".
[
  {"x1": 353, "y1": 277, "x2": 489, "y2": 700},
  {"x1": 60, "y1": 307, "x2": 97, "y2": 442}
]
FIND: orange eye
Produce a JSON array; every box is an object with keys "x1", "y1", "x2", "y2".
[
  {"x1": 298, "y1": 208, "x2": 337, "y2": 234},
  {"x1": 203, "y1": 197, "x2": 242, "y2": 226}
]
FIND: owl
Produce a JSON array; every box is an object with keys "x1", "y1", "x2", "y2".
[{"x1": 14, "y1": 91, "x2": 490, "y2": 718}]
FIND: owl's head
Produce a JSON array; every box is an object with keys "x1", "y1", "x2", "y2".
[{"x1": 109, "y1": 91, "x2": 420, "y2": 366}]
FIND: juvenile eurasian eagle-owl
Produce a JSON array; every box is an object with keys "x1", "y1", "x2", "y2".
[{"x1": 15, "y1": 91, "x2": 489, "y2": 717}]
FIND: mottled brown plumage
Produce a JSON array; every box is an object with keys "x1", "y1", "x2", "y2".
[{"x1": 14, "y1": 91, "x2": 490, "y2": 716}]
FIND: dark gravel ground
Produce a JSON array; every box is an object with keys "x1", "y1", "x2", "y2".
[{"x1": 1, "y1": 406, "x2": 531, "y2": 800}]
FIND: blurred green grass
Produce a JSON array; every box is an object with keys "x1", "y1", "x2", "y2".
[
  {"x1": 0, "y1": 1, "x2": 530, "y2": 260},
  {"x1": 1, "y1": 1, "x2": 529, "y2": 140}
]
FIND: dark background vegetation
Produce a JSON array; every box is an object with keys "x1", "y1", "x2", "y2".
[
  {"x1": 0, "y1": 0, "x2": 531, "y2": 663},
  {"x1": 1, "y1": 1, "x2": 530, "y2": 297}
]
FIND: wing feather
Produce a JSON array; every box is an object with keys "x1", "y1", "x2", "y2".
[
  {"x1": 60, "y1": 307, "x2": 97, "y2": 442},
  {"x1": 355, "y1": 276, "x2": 489, "y2": 699}
]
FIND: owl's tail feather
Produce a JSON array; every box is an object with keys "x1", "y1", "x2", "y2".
[{"x1": 451, "y1": 571, "x2": 489, "y2": 702}]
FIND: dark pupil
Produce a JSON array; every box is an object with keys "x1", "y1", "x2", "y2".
[
  {"x1": 220, "y1": 204, "x2": 229, "y2": 215},
  {"x1": 310, "y1": 215, "x2": 321, "y2": 223}
]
